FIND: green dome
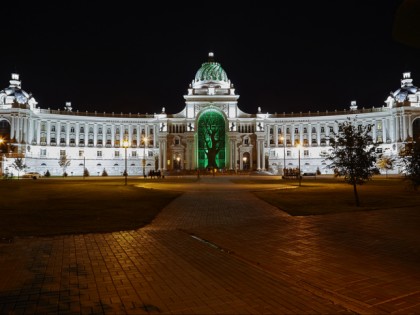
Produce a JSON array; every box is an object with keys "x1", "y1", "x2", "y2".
[{"x1": 195, "y1": 53, "x2": 228, "y2": 82}]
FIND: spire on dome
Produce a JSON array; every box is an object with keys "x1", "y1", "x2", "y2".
[
  {"x1": 9, "y1": 73, "x2": 21, "y2": 89},
  {"x1": 208, "y1": 52, "x2": 214, "y2": 62}
]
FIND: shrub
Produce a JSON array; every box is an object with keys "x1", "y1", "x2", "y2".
[
  {"x1": 83, "y1": 168, "x2": 90, "y2": 177},
  {"x1": 44, "y1": 170, "x2": 51, "y2": 177},
  {"x1": 102, "y1": 168, "x2": 108, "y2": 176}
]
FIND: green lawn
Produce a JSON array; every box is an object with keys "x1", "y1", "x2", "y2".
[
  {"x1": 253, "y1": 177, "x2": 420, "y2": 216},
  {"x1": 0, "y1": 178, "x2": 181, "y2": 238}
]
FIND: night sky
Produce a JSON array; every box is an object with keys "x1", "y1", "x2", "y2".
[{"x1": 1, "y1": 1, "x2": 419, "y2": 115}]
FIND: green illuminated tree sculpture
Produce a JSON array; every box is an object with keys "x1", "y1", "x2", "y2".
[{"x1": 198, "y1": 111, "x2": 225, "y2": 170}]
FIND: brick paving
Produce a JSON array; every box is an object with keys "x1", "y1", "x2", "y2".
[{"x1": 1, "y1": 176, "x2": 420, "y2": 314}]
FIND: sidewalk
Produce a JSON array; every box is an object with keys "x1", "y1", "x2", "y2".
[{"x1": 1, "y1": 178, "x2": 419, "y2": 314}]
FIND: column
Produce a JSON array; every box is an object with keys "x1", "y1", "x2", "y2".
[
  {"x1": 15, "y1": 116, "x2": 20, "y2": 142},
  {"x1": 36, "y1": 120, "x2": 41, "y2": 144},
  {"x1": 291, "y1": 124, "x2": 295, "y2": 145},
  {"x1": 28, "y1": 118, "x2": 33, "y2": 144},
  {"x1": 84, "y1": 123, "x2": 89, "y2": 145},
  {"x1": 317, "y1": 123, "x2": 321, "y2": 145},
  {"x1": 382, "y1": 118, "x2": 386, "y2": 142},
  {"x1": 257, "y1": 140, "x2": 261, "y2": 170},
  {"x1": 408, "y1": 115, "x2": 413, "y2": 138},
  {"x1": 274, "y1": 124, "x2": 278, "y2": 147},
  {"x1": 136, "y1": 124, "x2": 140, "y2": 147},
  {"x1": 371, "y1": 119, "x2": 376, "y2": 142},
  {"x1": 93, "y1": 124, "x2": 98, "y2": 145},
  {"x1": 299, "y1": 124, "x2": 303, "y2": 145},
  {"x1": 10, "y1": 115, "x2": 15, "y2": 140},
  {"x1": 308, "y1": 123, "x2": 312, "y2": 146},
  {"x1": 111, "y1": 124, "x2": 115, "y2": 146},
  {"x1": 66, "y1": 122, "x2": 70, "y2": 145},
  {"x1": 163, "y1": 140, "x2": 167, "y2": 170},
  {"x1": 402, "y1": 114, "x2": 407, "y2": 141},
  {"x1": 128, "y1": 124, "x2": 132, "y2": 145},
  {"x1": 47, "y1": 121, "x2": 51, "y2": 144}
]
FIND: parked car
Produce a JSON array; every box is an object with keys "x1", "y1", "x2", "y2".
[{"x1": 22, "y1": 172, "x2": 42, "y2": 179}]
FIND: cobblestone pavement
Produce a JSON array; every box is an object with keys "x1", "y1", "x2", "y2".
[{"x1": 1, "y1": 177, "x2": 420, "y2": 314}]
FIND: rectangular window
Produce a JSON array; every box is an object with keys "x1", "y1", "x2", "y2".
[
  {"x1": 377, "y1": 122, "x2": 382, "y2": 130},
  {"x1": 132, "y1": 151, "x2": 137, "y2": 157},
  {"x1": 304, "y1": 150, "x2": 309, "y2": 157},
  {"x1": 40, "y1": 149, "x2": 47, "y2": 156},
  {"x1": 287, "y1": 150, "x2": 291, "y2": 157},
  {"x1": 97, "y1": 151, "x2": 102, "y2": 157},
  {"x1": 148, "y1": 151, "x2": 153, "y2": 157},
  {"x1": 79, "y1": 150, "x2": 84, "y2": 157},
  {"x1": 60, "y1": 150, "x2": 66, "y2": 156},
  {"x1": 115, "y1": 151, "x2": 120, "y2": 157}
]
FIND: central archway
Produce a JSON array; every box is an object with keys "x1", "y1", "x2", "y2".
[{"x1": 197, "y1": 109, "x2": 226, "y2": 170}]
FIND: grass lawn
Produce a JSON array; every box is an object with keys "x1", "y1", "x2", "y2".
[
  {"x1": 0, "y1": 178, "x2": 181, "y2": 238},
  {"x1": 253, "y1": 177, "x2": 420, "y2": 216}
]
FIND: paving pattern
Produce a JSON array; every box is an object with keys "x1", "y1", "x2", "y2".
[{"x1": 1, "y1": 176, "x2": 420, "y2": 314}]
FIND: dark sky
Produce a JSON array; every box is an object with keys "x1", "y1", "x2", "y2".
[{"x1": 1, "y1": 1, "x2": 419, "y2": 115}]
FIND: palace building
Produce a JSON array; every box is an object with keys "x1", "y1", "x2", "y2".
[{"x1": 1, "y1": 52, "x2": 420, "y2": 176}]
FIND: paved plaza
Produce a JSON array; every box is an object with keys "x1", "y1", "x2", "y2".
[{"x1": 1, "y1": 177, "x2": 420, "y2": 314}]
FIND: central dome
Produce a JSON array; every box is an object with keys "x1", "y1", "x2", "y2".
[{"x1": 194, "y1": 52, "x2": 228, "y2": 82}]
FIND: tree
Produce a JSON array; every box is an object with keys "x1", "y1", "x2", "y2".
[
  {"x1": 198, "y1": 111, "x2": 225, "y2": 170},
  {"x1": 83, "y1": 168, "x2": 90, "y2": 177},
  {"x1": 102, "y1": 168, "x2": 108, "y2": 176},
  {"x1": 324, "y1": 118, "x2": 378, "y2": 206},
  {"x1": 377, "y1": 156, "x2": 395, "y2": 178},
  {"x1": 11, "y1": 157, "x2": 27, "y2": 180},
  {"x1": 400, "y1": 141, "x2": 420, "y2": 190},
  {"x1": 58, "y1": 155, "x2": 71, "y2": 176}
]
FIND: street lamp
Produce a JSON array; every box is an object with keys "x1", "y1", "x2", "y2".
[
  {"x1": 280, "y1": 136, "x2": 286, "y2": 176},
  {"x1": 296, "y1": 143, "x2": 301, "y2": 186},
  {"x1": 0, "y1": 138, "x2": 3, "y2": 176},
  {"x1": 142, "y1": 136, "x2": 148, "y2": 178},
  {"x1": 243, "y1": 156, "x2": 247, "y2": 170},
  {"x1": 176, "y1": 156, "x2": 180, "y2": 170},
  {"x1": 123, "y1": 139, "x2": 129, "y2": 185}
]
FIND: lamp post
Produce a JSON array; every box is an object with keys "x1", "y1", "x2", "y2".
[
  {"x1": 280, "y1": 136, "x2": 286, "y2": 176},
  {"x1": 143, "y1": 136, "x2": 148, "y2": 178},
  {"x1": 243, "y1": 156, "x2": 247, "y2": 170},
  {"x1": 297, "y1": 143, "x2": 301, "y2": 186},
  {"x1": 123, "y1": 139, "x2": 129, "y2": 185},
  {"x1": 0, "y1": 138, "x2": 3, "y2": 176},
  {"x1": 176, "y1": 156, "x2": 180, "y2": 171}
]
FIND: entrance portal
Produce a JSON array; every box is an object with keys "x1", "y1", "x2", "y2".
[{"x1": 197, "y1": 109, "x2": 226, "y2": 170}]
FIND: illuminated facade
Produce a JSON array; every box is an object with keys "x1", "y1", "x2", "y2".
[{"x1": 1, "y1": 53, "x2": 420, "y2": 176}]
